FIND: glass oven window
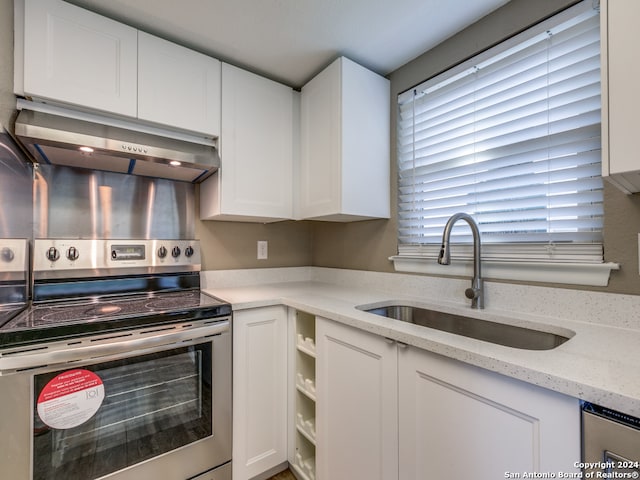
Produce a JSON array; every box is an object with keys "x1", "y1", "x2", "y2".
[{"x1": 32, "y1": 342, "x2": 212, "y2": 480}]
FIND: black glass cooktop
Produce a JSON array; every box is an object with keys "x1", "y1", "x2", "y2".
[
  {"x1": 0, "y1": 291, "x2": 231, "y2": 348},
  {"x1": 0, "y1": 303, "x2": 27, "y2": 330}
]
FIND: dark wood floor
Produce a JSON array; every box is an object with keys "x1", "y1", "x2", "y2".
[{"x1": 267, "y1": 468, "x2": 296, "y2": 480}]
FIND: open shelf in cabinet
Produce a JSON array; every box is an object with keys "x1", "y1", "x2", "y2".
[
  {"x1": 295, "y1": 392, "x2": 316, "y2": 445},
  {"x1": 292, "y1": 310, "x2": 316, "y2": 480},
  {"x1": 292, "y1": 432, "x2": 316, "y2": 480},
  {"x1": 296, "y1": 312, "x2": 316, "y2": 357},
  {"x1": 295, "y1": 351, "x2": 316, "y2": 401}
]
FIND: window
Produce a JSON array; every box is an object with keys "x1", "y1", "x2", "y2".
[{"x1": 393, "y1": 0, "x2": 618, "y2": 286}]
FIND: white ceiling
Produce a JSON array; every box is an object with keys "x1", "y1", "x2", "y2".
[{"x1": 67, "y1": 0, "x2": 509, "y2": 88}]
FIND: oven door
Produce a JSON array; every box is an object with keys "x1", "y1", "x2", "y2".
[{"x1": 0, "y1": 319, "x2": 231, "y2": 480}]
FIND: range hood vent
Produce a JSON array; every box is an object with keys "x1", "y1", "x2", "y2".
[{"x1": 14, "y1": 108, "x2": 220, "y2": 183}]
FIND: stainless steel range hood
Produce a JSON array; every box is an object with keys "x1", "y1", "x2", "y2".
[{"x1": 14, "y1": 109, "x2": 220, "y2": 183}]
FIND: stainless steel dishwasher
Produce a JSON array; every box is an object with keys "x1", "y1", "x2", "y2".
[{"x1": 582, "y1": 402, "x2": 640, "y2": 477}]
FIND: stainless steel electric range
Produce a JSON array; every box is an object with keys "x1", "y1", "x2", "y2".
[{"x1": 0, "y1": 239, "x2": 232, "y2": 480}]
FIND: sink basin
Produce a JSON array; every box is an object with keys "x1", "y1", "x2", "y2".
[{"x1": 358, "y1": 304, "x2": 571, "y2": 350}]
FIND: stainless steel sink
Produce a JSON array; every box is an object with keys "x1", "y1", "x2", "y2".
[{"x1": 359, "y1": 304, "x2": 571, "y2": 350}]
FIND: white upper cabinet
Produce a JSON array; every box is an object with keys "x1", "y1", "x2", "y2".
[
  {"x1": 200, "y1": 63, "x2": 293, "y2": 221},
  {"x1": 138, "y1": 32, "x2": 221, "y2": 137},
  {"x1": 299, "y1": 56, "x2": 390, "y2": 221},
  {"x1": 17, "y1": 0, "x2": 221, "y2": 137},
  {"x1": 601, "y1": 0, "x2": 640, "y2": 193},
  {"x1": 20, "y1": 0, "x2": 138, "y2": 117}
]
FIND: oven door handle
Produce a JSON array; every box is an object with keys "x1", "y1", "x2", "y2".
[{"x1": 0, "y1": 320, "x2": 229, "y2": 372}]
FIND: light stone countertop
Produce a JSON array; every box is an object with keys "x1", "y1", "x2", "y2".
[{"x1": 201, "y1": 267, "x2": 640, "y2": 417}]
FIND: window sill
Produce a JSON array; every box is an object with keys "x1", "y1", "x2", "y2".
[{"x1": 389, "y1": 256, "x2": 620, "y2": 287}]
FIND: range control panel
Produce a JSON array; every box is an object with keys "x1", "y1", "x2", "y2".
[{"x1": 34, "y1": 239, "x2": 201, "y2": 279}]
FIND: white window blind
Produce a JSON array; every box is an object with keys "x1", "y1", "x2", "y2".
[{"x1": 397, "y1": 1, "x2": 603, "y2": 264}]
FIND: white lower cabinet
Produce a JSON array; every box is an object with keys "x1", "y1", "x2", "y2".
[
  {"x1": 316, "y1": 318, "x2": 398, "y2": 480},
  {"x1": 232, "y1": 306, "x2": 288, "y2": 480},
  {"x1": 234, "y1": 312, "x2": 580, "y2": 480},
  {"x1": 398, "y1": 346, "x2": 581, "y2": 480},
  {"x1": 315, "y1": 317, "x2": 581, "y2": 480}
]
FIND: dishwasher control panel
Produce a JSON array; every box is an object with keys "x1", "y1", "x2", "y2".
[{"x1": 582, "y1": 403, "x2": 640, "y2": 476}]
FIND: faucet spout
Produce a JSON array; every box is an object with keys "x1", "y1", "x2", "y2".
[{"x1": 438, "y1": 213, "x2": 484, "y2": 309}]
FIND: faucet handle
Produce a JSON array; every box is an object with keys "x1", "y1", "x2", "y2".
[
  {"x1": 465, "y1": 280, "x2": 484, "y2": 309},
  {"x1": 465, "y1": 287, "x2": 479, "y2": 300}
]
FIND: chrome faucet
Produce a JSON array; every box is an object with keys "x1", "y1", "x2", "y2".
[{"x1": 437, "y1": 213, "x2": 484, "y2": 309}]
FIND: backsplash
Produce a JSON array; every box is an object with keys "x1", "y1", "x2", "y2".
[
  {"x1": 34, "y1": 164, "x2": 195, "y2": 239},
  {"x1": 0, "y1": 132, "x2": 32, "y2": 239}
]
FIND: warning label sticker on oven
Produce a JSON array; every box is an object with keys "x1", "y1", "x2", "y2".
[{"x1": 37, "y1": 369, "x2": 105, "y2": 429}]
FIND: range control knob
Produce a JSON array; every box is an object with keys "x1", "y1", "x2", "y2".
[
  {"x1": 157, "y1": 246, "x2": 168, "y2": 258},
  {"x1": 184, "y1": 246, "x2": 194, "y2": 258},
  {"x1": 1, "y1": 247, "x2": 14, "y2": 262},
  {"x1": 46, "y1": 247, "x2": 60, "y2": 262},
  {"x1": 67, "y1": 246, "x2": 79, "y2": 261},
  {"x1": 171, "y1": 246, "x2": 181, "y2": 258}
]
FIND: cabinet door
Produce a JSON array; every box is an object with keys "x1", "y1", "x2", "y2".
[
  {"x1": 22, "y1": 0, "x2": 137, "y2": 116},
  {"x1": 604, "y1": 1, "x2": 640, "y2": 178},
  {"x1": 232, "y1": 306, "x2": 288, "y2": 480},
  {"x1": 316, "y1": 318, "x2": 398, "y2": 480},
  {"x1": 398, "y1": 347, "x2": 580, "y2": 480},
  {"x1": 138, "y1": 32, "x2": 221, "y2": 136},
  {"x1": 299, "y1": 57, "x2": 390, "y2": 221},
  {"x1": 217, "y1": 63, "x2": 293, "y2": 220},
  {"x1": 299, "y1": 59, "x2": 342, "y2": 219},
  {"x1": 340, "y1": 57, "x2": 390, "y2": 219}
]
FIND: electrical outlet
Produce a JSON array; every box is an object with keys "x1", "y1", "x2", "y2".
[{"x1": 257, "y1": 240, "x2": 268, "y2": 260}]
